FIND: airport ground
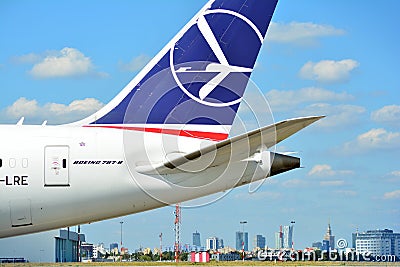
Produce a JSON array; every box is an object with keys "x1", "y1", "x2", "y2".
[{"x1": 1, "y1": 261, "x2": 399, "y2": 267}]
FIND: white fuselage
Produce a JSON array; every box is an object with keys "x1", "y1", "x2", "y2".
[{"x1": 0, "y1": 125, "x2": 269, "y2": 238}]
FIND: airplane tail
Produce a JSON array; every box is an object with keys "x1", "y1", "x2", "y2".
[{"x1": 70, "y1": 0, "x2": 279, "y2": 141}]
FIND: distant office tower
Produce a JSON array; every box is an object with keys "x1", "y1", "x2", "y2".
[
  {"x1": 206, "y1": 237, "x2": 223, "y2": 251},
  {"x1": 193, "y1": 231, "x2": 201, "y2": 247},
  {"x1": 323, "y1": 223, "x2": 335, "y2": 250},
  {"x1": 254, "y1": 234, "x2": 266, "y2": 249},
  {"x1": 312, "y1": 241, "x2": 322, "y2": 250},
  {"x1": 322, "y1": 240, "x2": 330, "y2": 252},
  {"x1": 283, "y1": 225, "x2": 293, "y2": 249},
  {"x1": 219, "y1": 238, "x2": 224, "y2": 249},
  {"x1": 354, "y1": 229, "x2": 400, "y2": 258},
  {"x1": 275, "y1": 232, "x2": 283, "y2": 249},
  {"x1": 110, "y1": 242, "x2": 119, "y2": 252},
  {"x1": 351, "y1": 232, "x2": 358, "y2": 249},
  {"x1": 235, "y1": 231, "x2": 248, "y2": 251}
]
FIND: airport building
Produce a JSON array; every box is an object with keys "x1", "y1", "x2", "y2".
[
  {"x1": 354, "y1": 229, "x2": 400, "y2": 257},
  {"x1": 80, "y1": 243, "x2": 94, "y2": 262},
  {"x1": 211, "y1": 252, "x2": 241, "y2": 261},
  {"x1": 55, "y1": 229, "x2": 86, "y2": 262}
]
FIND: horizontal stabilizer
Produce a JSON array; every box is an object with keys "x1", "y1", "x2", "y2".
[{"x1": 135, "y1": 116, "x2": 324, "y2": 175}]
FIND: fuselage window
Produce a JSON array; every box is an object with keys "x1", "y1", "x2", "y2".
[
  {"x1": 22, "y1": 158, "x2": 28, "y2": 168},
  {"x1": 9, "y1": 158, "x2": 16, "y2": 168},
  {"x1": 0, "y1": 159, "x2": 2, "y2": 167}
]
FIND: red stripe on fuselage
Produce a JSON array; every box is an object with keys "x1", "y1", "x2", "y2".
[{"x1": 83, "y1": 125, "x2": 228, "y2": 141}]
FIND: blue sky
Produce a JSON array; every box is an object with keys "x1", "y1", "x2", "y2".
[{"x1": 1, "y1": 0, "x2": 399, "y2": 262}]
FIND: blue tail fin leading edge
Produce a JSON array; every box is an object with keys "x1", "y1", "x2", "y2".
[{"x1": 72, "y1": 0, "x2": 278, "y2": 141}]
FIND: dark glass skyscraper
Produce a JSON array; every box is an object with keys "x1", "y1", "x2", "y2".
[
  {"x1": 235, "y1": 231, "x2": 248, "y2": 251},
  {"x1": 254, "y1": 234, "x2": 266, "y2": 249},
  {"x1": 193, "y1": 231, "x2": 201, "y2": 247}
]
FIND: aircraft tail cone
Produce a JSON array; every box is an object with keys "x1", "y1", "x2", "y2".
[{"x1": 269, "y1": 152, "x2": 300, "y2": 177}]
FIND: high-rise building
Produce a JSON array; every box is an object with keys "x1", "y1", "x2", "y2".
[
  {"x1": 323, "y1": 223, "x2": 335, "y2": 250},
  {"x1": 219, "y1": 238, "x2": 224, "y2": 249},
  {"x1": 110, "y1": 243, "x2": 118, "y2": 252},
  {"x1": 206, "y1": 237, "x2": 223, "y2": 251},
  {"x1": 275, "y1": 232, "x2": 283, "y2": 249},
  {"x1": 235, "y1": 232, "x2": 248, "y2": 251},
  {"x1": 312, "y1": 241, "x2": 322, "y2": 250},
  {"x1": 193, "y1": 231, "x2": 201, "y2": 247},
  {"x1": 254, "y1": 234, "x2": 266, "y2": 249},
  {"x1": 351, "y1": 231, "x2": 358, "y2": 249},
  {"x1": 354, "y1": 229, "x2": 400, "y2": 258},
  {"x1": 283, "y1": 225, "x2": 293, "y2": 249},
  {"x1": 322, "y1": 240, "x2": 330, "y2": 252}
]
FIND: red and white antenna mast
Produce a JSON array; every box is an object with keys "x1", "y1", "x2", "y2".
[{"x1": 174, "y1": 204, "x2": 181, "y2": 262}]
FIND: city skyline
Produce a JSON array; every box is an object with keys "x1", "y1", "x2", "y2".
[
  {"x1": 60, "y1": 227, "x2": 400, "y2": 257},
  {"x1": 50, "y1": 227, "x2": 400, "y2": 263},
  {"x1": 0, "y1": 0, "x2": 399, "y2": 262},
  {"x1": 1, "y1": 218, "x2": 399, "y2": 262}
]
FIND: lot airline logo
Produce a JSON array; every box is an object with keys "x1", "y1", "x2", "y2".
[{"x1": 170, "y1": 9, "x2": 264, "y2": 107}]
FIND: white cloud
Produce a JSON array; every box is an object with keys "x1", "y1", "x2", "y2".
[
  {"x1": 309, "y1": 164, "x2": 334, "y2": 176},
  {"x1": 11, "y1": 53, "x2": 42, "y2": 64},
  {"x1": 334, "y1": 190, "x2": 357, "y2": 197},
  {"x1": 390, "y1": 170, "x2": 400, "y2": 177},
  {"x1": 299, "y1": 59, "x2": 359, "y2": 83},
  {"x1": 320, "y1": 180, "x2": 345, "y2": 186},
  {"x1": 371, "y1": 105, "x2": 400, "y2": 125},
  {"x1": 119, "y1": 54, "x2": 151, "y2": 72},
  {"x1": 267, "y1": 22, "x2": 345, "y2": 45},
  {"x1": 28, "y1": 47, "x2": 108, "y2": 78},
  {"x1": 49, "y1": 98, "x2": 104, "y2": 114},
  {"x1": 265, "y1": 87, "x2": 364, "y2": 129},
  {"x1": 281, "y1": 179, "x2": 308, "y2": 188},
  {"x1": 299, "y1": 103, "x2": 366, "y2": 128},
  {"x1": 266, "y1": 87, "x2": 353, "y2": 112},
  {"x1": 386, "y1": 170, "x2": 400, "y2": 183},
  {"x1": 383, "y1": 190, "x2": 400, "y2": 200},
  {"x1": 344, "y1": 128, "x2": 400, "y2": 152},
  {"x1": 5, "y1": 97, "x2": 104, "y2": 124},
  {"x1": 6, "y1": 97, "x2": 39, "y2": 118},
  {"x1": 308, "y1": 164, "x2": 353, "y2": 177}
]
